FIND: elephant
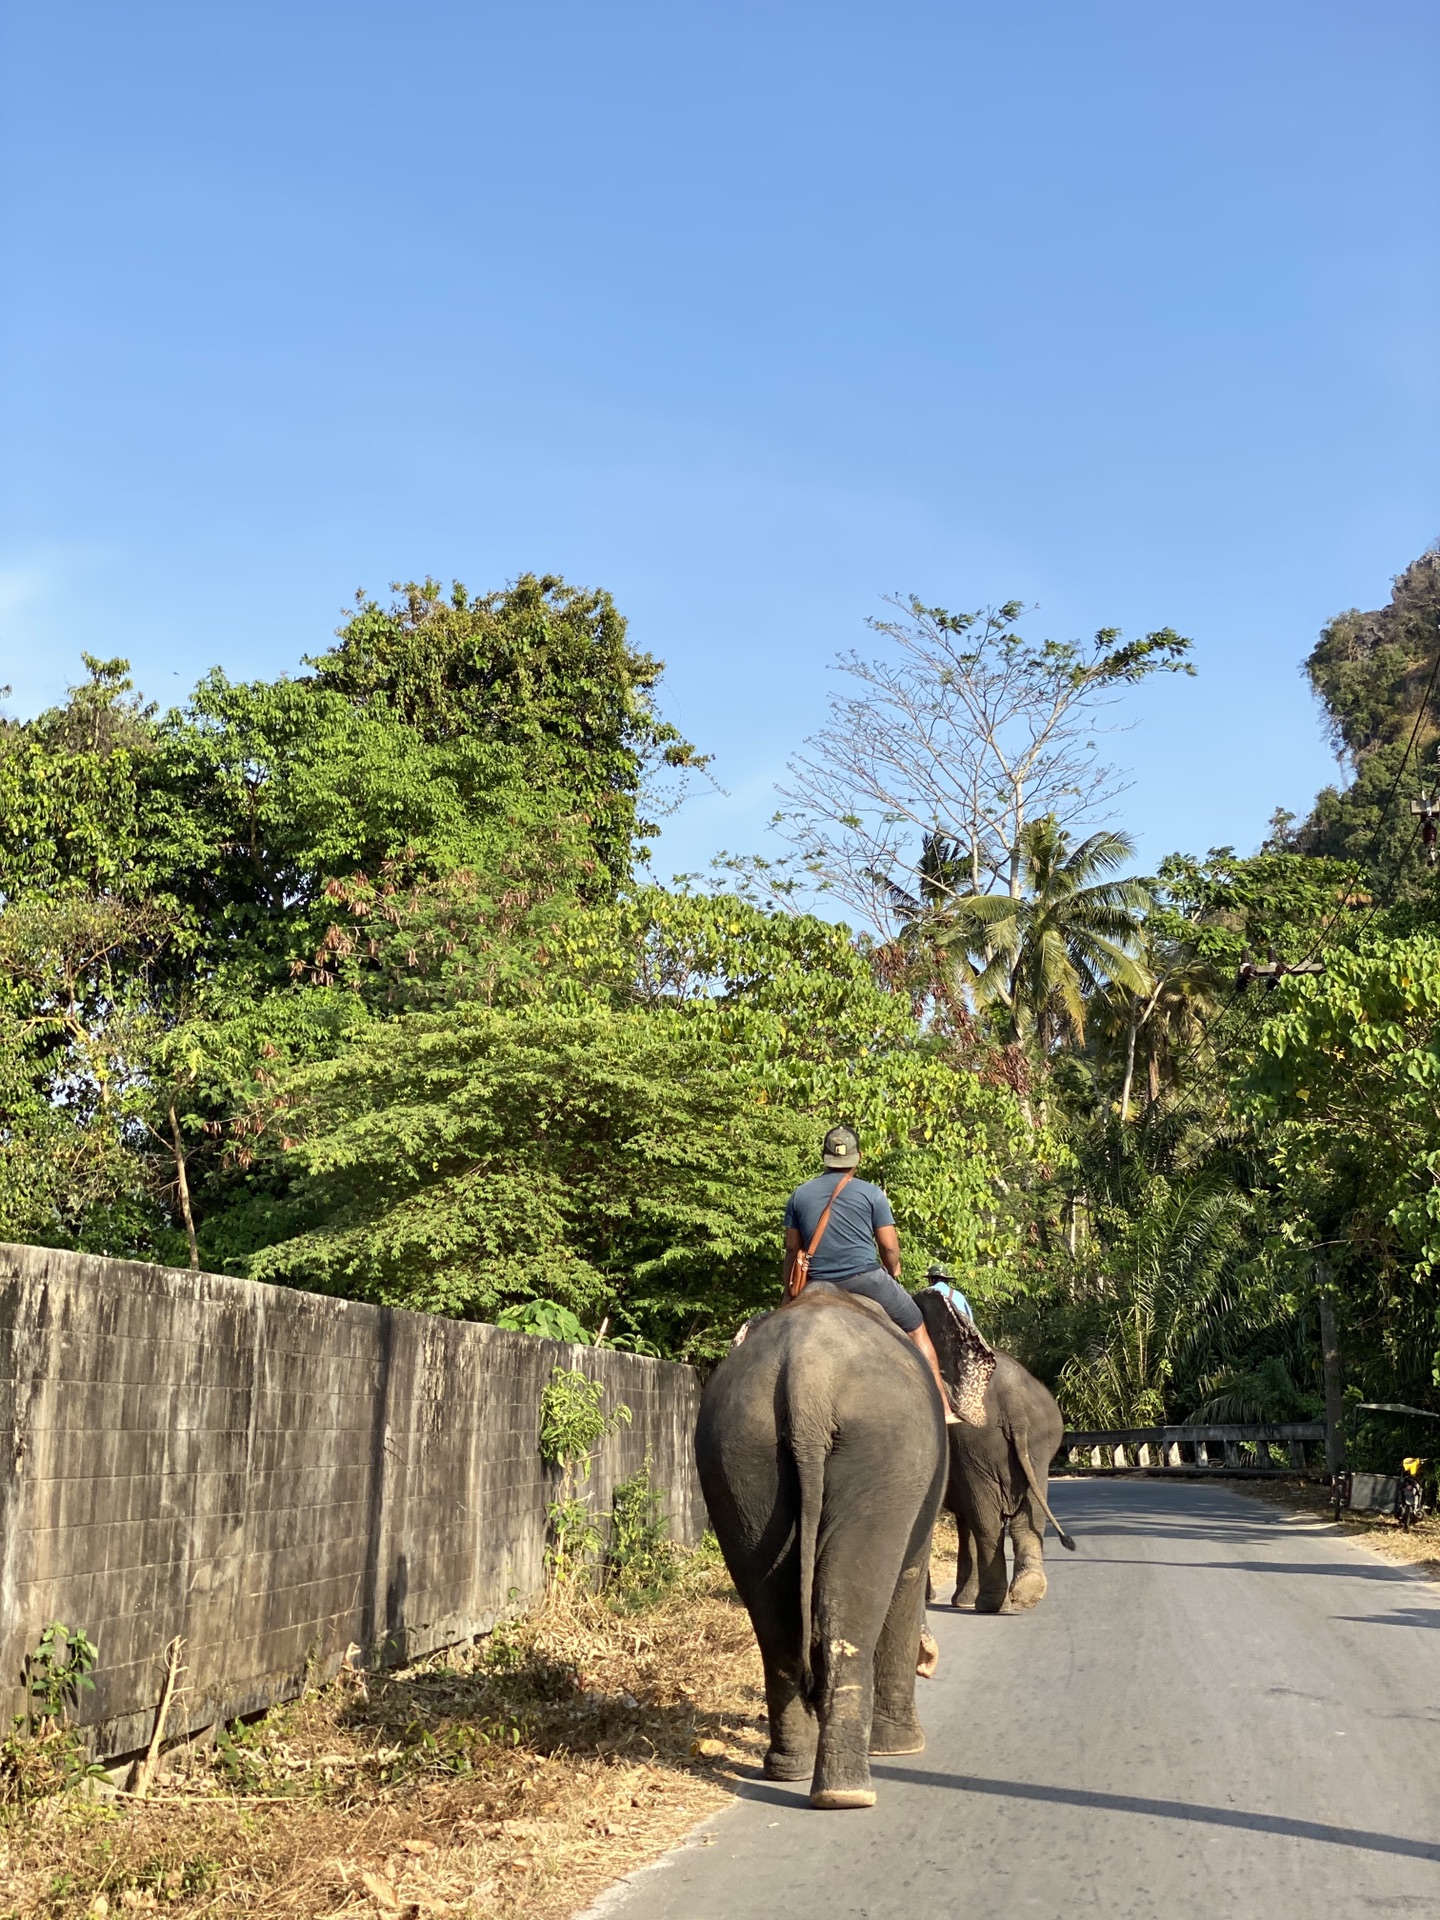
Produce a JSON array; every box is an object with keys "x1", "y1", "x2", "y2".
[
  {"x1": 916, "y1": 1288, "x2": 1075, "y2": 1615},
  {"x1": 695, "y1": 1284, "x2": 948, "y2": 1809}
]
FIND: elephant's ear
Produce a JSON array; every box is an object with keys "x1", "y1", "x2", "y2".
[
  {"x1": 920, "y1": 1291, "x2": 998, "y2": 1426},
  {"x1": 949, "y1": 1323, "x2": 997, "y2": 1426}
]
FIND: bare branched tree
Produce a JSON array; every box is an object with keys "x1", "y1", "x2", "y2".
[{"x1": 778, "y1": 598, "x2": 1193, "y2": 930}]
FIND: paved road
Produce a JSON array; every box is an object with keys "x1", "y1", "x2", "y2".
[{"x1": 590, "y1": 1479, "x2": 1440, "y2": 1919}]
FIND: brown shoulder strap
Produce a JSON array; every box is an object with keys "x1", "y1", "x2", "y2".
[{"x1": 785, "y1": 1169, "x2": 857, "y2": 1301}]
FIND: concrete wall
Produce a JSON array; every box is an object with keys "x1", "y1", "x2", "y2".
[{"x1": 0, "y1": 1243, "x2": 705, "y2": 1760}]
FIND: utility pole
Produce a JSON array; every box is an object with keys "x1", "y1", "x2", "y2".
[
  {"x1": 1236, "y1": 952, "x2": 1326, "y2": 992},
  {"x1": 1316, "y1": 1261, "x2": 1346, "y2": 1479},
  {"x1": 1410, "y1": 790, "x2": 1440, "y2": 866}
]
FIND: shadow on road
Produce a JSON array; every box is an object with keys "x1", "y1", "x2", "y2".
[
  {"x1": 1335, "y1": 1606, "x2": 1440, "y2": 1629},
  {"x1": 865, "y1": 1767, "x2": 1440, "y2": 1861},
  {"x1": 1066, "y1": 1558, "x2": 1423, "y2": 1581}
]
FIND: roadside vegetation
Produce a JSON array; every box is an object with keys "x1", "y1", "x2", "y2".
[
  {"x1": 4, "y1": 554, "x2": 1440, "y2": 1445},
  {"x1": 0, "y1": 1536, "x2": 764, "y2": 1920}
]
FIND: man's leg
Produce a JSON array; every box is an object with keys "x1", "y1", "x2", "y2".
[
  {"x1": 836, "y1": 1270, "x2": 961, "y2": 1425},
  {"x1": 908, "y1": 1322, "x2": 961, "y2": 1425}
]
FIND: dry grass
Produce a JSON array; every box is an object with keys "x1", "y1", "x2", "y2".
[
  {"x1": 0, "y1": 1547, "x2": 766, "y2": 1920},
  {"x1": 1231, "y1": 1475, "x2": 1440, "y2": 1581}
]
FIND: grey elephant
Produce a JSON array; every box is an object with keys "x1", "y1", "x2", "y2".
[
  {"x1": 916, "y1": 1288, "x2": 1075, "y2": 1614},
  {"x1": 695, "y1": 1285, "x2": 947, "y2": 1809}
]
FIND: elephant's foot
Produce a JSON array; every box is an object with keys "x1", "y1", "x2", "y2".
[
  {"x1": 1007, "y1": 1566, "x2": 1047, "y2": 1611},
  {"x1": 810, "y1": 1735, "x2": 875, "y2": 1809},
  {"x1": 811, "y1": 1787, "x2": 877, "y2": 1809},
  {"x1": 916, "y1": 1628, "x2": 939, "y2": 1679},
  {"x1": 764, "y1": 1744, "x2": 815, "y2": 1782},
  {"x1": 950, "y1": 1583, "x2": 978, "y2": 1611},
  {"x1": 973, "y1": 1587, "x2": 1010, "y2": 1615},
  {"x1": 868, "y1": 1711, "x2": 925, "y2": 1756}
]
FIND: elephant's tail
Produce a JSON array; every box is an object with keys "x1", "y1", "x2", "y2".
[
  {"x1": 793, "y1": 1444, "x2": 826, "y2": 1698},
  {"x1": 1013, "y1": 1431, "x2": 1076, "y2": 1551}
]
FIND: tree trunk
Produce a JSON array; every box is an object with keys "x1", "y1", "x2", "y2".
[
  {"x1": 1146, "y1": 1045, "x2": 1161, "y2": 1106},
  {"x1": 169, "y1": 1102, "x2": 200, "y2": 1273},
  {"x1": 1317, "y1": 1273, "x2": 1346, "y2": 1478},
  {"x1": 1120, "y1": 1009, "x2": 1139, "y2": 1120}
]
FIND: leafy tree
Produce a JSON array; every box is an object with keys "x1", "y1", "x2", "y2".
[
  {"x1": 246, "y1": 892, "x2": 1041, "y2": 1357},
  {"x1": 312, "y1": 574, "x2": 705, "y2": 888},
  {"x1": 1055, "y1": 1178, "x2": 1256, "y2": 1426},
  {"x1": 1089, "y1": 935, "x2": 1224, "y2": 1120},
  {"x1": 934, "y1": 819, "x2": 1151, "y2": 1049},
  {"x1": 1246, "y1": 934, "x2": 1440, "y2": 1401},
  {"x1": 779, "y1": 596, "x2": 1191, "y2": 928},
  {"x1": 0, "y1": 574, "x2": 689, "y2": 1262},
  {"x1": 1289, "y1": 549, "x2": 1440, "y2": 900},
  {"x1": 1304, "y1": 548, "x2": 1440, "y2": 765}
]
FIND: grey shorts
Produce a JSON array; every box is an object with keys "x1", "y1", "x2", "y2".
[{"x1": 824, "y1": 1266, "x2": 924, "y2": 1334}]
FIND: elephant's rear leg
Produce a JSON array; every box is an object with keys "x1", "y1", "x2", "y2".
[
  {"x1": 969, "y1": 1515, "x2": 1010, "y2": 1614},
  {"x1": 727, "y1": 1560, "x2": 816, "y2": 1781},
  {"x1": 810, "y1": 1513, "x2": 923, "y2": 1807},
  {"x1": 951, "y1": 1514, "x2": 979, "y2": 1610},
  {"x1": 870, "y1": 1539, "x2": 931, "y2": 1755},
  {"x1": 1005, "y1": 1491, "x2": 1048, "y2": 1612}
]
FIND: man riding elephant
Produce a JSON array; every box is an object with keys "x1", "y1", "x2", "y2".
[{"x1": 782, "y1": 1127, "x2": 959, "y2": 1425}]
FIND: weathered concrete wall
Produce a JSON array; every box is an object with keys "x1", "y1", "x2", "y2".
[{"x1": 0, "y1": 1243, "x2": 704, "y2": 1759}]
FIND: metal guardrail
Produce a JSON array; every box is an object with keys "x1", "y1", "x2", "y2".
[{"x1": 1055, "y1": 1421, "x2": 1326, "y2": 1477}]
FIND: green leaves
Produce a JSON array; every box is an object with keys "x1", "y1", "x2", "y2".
[
  {"x1": 1246, "y1": 934, "x2": 1440, "y2": 1391},
  {"x1": 242, "y1": 892, "x2": 1037, "y2": 1357},
  {"x1": 935, "y1": 818, "x2": 1151, "y2": 1048}
]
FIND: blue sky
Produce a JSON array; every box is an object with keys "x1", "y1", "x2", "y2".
[{"x1": 3, "y1": 1, "x2": 1437, "y2": 885}]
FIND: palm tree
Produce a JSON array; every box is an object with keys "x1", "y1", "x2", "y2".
[
  {"x1": 934, "y1": 817, "x2": 1151, "y2": 1049},
  {"x1": 1088, "y1": 934, "x2": 1226, "y2": 1118},
  {"x1": 1056, "y1": 1178, "x2": 1254, "y2": 1428}
]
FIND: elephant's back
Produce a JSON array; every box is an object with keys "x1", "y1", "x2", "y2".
[{"x1": 697, "y1": 1295, "x2": 944, "y2": 1502}]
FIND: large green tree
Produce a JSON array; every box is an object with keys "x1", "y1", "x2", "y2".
[
  {"x1": 0, "y1": 576, "x2": 698, "y2": 1262},
  {"x1": 245, "y1": 891, "x2": 1041, "y2": 1358}
]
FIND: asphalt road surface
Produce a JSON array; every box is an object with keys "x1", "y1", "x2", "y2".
[{"x1": 588, "y1": 1479, "x2": 1440, "y2": 1920}]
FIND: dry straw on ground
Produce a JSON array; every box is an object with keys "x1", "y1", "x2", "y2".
[{"x1": 0, "y1": 1544, "x2": 767, "y2": 1920}]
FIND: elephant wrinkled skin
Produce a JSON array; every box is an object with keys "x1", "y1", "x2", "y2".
[
  {"x1": 917, "y1": 1290, "x2": 1073, "y2": 1615},
  {"x1": 695, "y1": 1286, "x2": 947, "y2": 1809}
]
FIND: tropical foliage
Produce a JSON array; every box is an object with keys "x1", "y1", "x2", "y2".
[{"x1": 7, "y1": 552, "x2": 1440, "y2": 1458}]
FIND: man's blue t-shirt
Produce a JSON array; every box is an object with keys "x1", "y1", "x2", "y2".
[{"x1": 784, "y1": 1172, "x2": 895, "y2": 1282}]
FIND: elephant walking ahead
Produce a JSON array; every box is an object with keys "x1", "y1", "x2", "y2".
[
  {"x1": 916, "y1": 1288, "x2": 1075, "y2": 1615},
  {"x1": 695, "y1": 1285, "x2": 947, "y2": 1809}
]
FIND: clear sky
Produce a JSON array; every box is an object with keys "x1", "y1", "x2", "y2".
[{"x1": 3, "y1": 1, "x2": 1437, "y2": 885}]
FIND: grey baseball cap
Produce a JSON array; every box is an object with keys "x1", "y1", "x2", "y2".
[{"x1": 822, "y1": 1125, "x2": 861, "y2": 1169}]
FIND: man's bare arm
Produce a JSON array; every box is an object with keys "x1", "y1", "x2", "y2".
[
  {"x1": 782, "y1": 1224, "x2": 802, "y2": 1292},
  {"x1": 876, "y1": 1223, "x2": 901, "y2": 1278}
]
